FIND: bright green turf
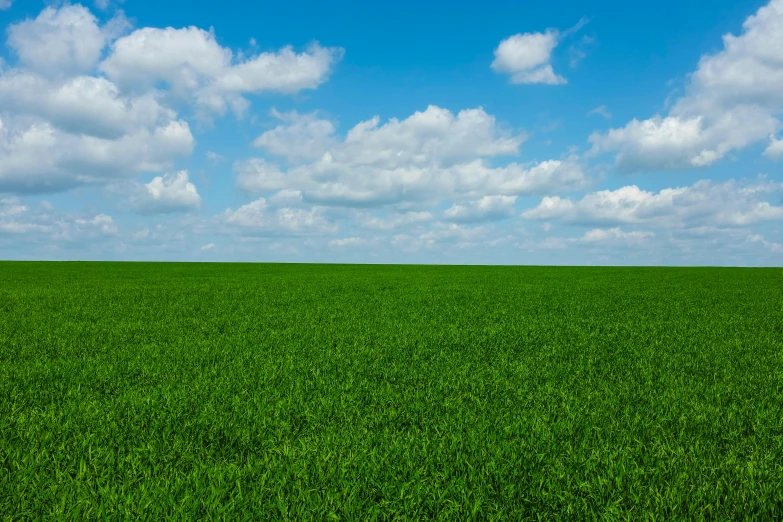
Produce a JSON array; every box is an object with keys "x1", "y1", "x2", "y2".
[{"x1": 1, "y1": 262, "x2": 781, "y2": 520}]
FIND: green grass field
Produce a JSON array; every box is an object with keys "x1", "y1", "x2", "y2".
[{"x1": 1, "y1": 262, "x2": 781, "y2": 520}]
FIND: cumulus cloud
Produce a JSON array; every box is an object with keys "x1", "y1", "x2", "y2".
[
  {"x1": 235, "y1": 158, "x2": 287, "y2": 192},
  {"x1": 522, "y1": 178, "x2": 783, "y2": 229},
  {"x1": 746, "y1": 234, "x2": 783, "y2": 252},
  {"x1": 590, "y1": 0, "x2": 783, "y2": 172},
  {"x1": 764, "y1": 135, "x2": 783, "y2": 159},
  {"x1": 0, "y1": 197, "x2": 50, "y2": 234},
  {"x1": 7, "y1": 5, "x2": 128, "y2": 77},
  {"x1": 580, "y1": 227, "x2": 654, "y2": 244},
  {"x1": 253, "y1": 109, "x2": 336, "y2": 160},
  {"x1": 0, "y1": 5, "x2": 200, "y2": 194},
  {"x1": 0, "y1": 72, "x2": 175, "y2": 139},
  {"x1": 492, "y1": 30, "x2": 566, "y2": 85},
  {"x1": 101, "y1": 27, "x2": 343, "y2": 117},
  {"x1": 444, "y1": 195, "x2": 517, "y2": 223},
  {"x1": 328, "y1": 236, "x2": 373, "y2": 247},
  {"x1": 0, "y1": 4, "x2": 342, "y2": 195},
  {"x1": 206, "y1": 151, "x2": 226, "y2": 163},
  {"x1": 0, "y1": 197, "x2": 118, "y2": 240},
  {"x1": 74, "y1": 214, "x2": 118, "y2": 235},
  {"x1": 0, "y1": 115, "x2": 193, "y2": 193},
  {"x1": 220, "y1": 197, "x2": 337, "y2": 236},
  {"x1": 357, "y1": 210, "x2": 433, "y2": 230},
  {"x1": 0, "y1": 0, "x2": 12, "y2": 10},
  {"x1": 131, "y1": 171, "x2": 201, "y2": 213},
  {"x1": 391, "y1": 223, "x2": 491, "y2": 252},
  {"x1": 238, "y1": 105, "x2": 585, "y2": 207}
]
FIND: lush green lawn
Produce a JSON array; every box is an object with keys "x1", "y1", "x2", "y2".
[{"x1": 1, "y1": 262, "x2": 781, "y2": 520}]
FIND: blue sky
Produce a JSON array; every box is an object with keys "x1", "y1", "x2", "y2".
[{"x1": 0, "y1": 0, "x2": 781, "y2": 265}]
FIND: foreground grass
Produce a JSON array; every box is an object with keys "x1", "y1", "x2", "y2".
[{"x1": 0, "y1": 262, "x2": 781, "y2": 520}]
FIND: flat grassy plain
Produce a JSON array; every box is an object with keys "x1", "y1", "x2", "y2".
[{"x1": 1, "y1": 262, "x2": 782, "y2": 520}]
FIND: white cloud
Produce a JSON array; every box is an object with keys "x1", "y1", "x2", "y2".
[
  {"x1": 0, "y1": 5, "x2": 198, "y2": 195},
  {"x1": 444, "y1": 195, "x2": 517, "y2": 223},
  {"x1": 0, "y1": 4, "x2": 343, "y2": 205},
  {"x1": 747, "y1": 234, "x2": 783, "y2": 252},
  {"x1": 520, "y1": 227, "x2": 653, "y2": 252},
  {"x1": 253, "y1": 109, "x2": 336, "y2": 160},
  {"x1": 590, "y1": 0, "x2": 783, "y2": 172},
  {"x1": 764, "y1": 134, "x2": 783, "y2": 159},
  {"x1": 201, "y1": 242, "x2": 216, "y2": 251},
  {"x1": 492, "y1": 30, "x2": 566, "y2": 85},
  {"x1": 223, "y1": 198, "x2": 268, "y2": 227},
  {"x1": 0, "y1": 71, "x2": 175, "y2": 139},
  {"x1": 235, "y1": 158, "x2": 287, "y2": 192},
  {"x1": 587, "y1": 105, "x2": 612, "y2": 119},
  {"x1": 580, "y1": 227, "x2": 654, "y2": 244},
  {"x1": 523, "y1": 178, "x2": 783, "y2": 228},
  {"x1": 0, "y1": 197, "x2": 49, "y2": 234},
  {"x1": 390, "y1": 223, "x2": 491, "y2": 252},
  {"x1": 358, "y1": 210, "x2": 433, "y2": 230},
  {"x1": 0, "y1": 0, "x2": 12, "y2": 10},
  {"x1": 7, "y1": 5, "x2": 128, "y2": 77},
  {"x1": 74, "y1": 214, "x2": 117, "y2": 235},
  {"x1": 590, "y1": 110, "x2": 775, "y2": 172},
  {"x1": 0, "y1": 116, "x2": 193, "y2": 193},
  {"x1": 328, "y1": 236, "x2": 372, "y2": 247},
  {"x1": 133, "y1": 228, "x2": 149, "y2": 240},
  {"x1": 221, "y1": 197, "x2": 336, "y2": 236},
  {"x1": 238, "y1": 106, "x2": 585, "y2": 207},
  {"x1": 131, "y1": 171, "x2": 201, "y2": 213},
  {"x1": 101, "y1": 27, "x2": 342, "y2": 117},
  {"x1": 269, "y1": 189, "x2": 303, "y2": 206},
  {"x1": 525, "y1": 236, "x2": 572, "y2": 250},
  {"x1": 0, "y1": 197, "x2": 124, "y2": 243},
  {"x1": 206, "y1": 151, "x2": 226, "y2": 163}
]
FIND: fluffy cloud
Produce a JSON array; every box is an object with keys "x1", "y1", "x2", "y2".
[
  {"x1": 221, "y1": 198, "x2": 336, "y2": 236},
  {"x1": 0, "y1": 197, "x2": 117, "y2": 240},
  {"x1": 253, "y1": 109, "x2": 336, "y2": 160},
  {"x1": 239, "y1": 106, "x2": 585, "y2": 207},
  {"x1": 590, "y1": 0, "x2": 783, "y2": 172},
  {"x1": 254, "y1": 105, "x2": 525, "y2": 165},
  {"x1": 0, "y1": 0, "x2": 12, "y2": 10},
  {"x1": 101, "y1": 27, "x2": 343, "y2": 117},
  {"x1": 522, "y1": 178, "x2": 783, "y2": 228},
  {"x1": 580, "y1": 227, "x2": 654, "y2": 244},
  {"x1": 235, "y1": 158, "x2": 287, "y2": 192},
  {"x1": 328, "y1": 236, "x2": 374, "y2": 247},
  {"x1": 0, "y1": 5, "x2": 197, "y2": 194},
  {"x1": 7, "y1": 5, "x2": 128, "y2": 77},
  {"x1": 74, "y1": 214, "x2": 118, "y2": 235},
  {"x1": 131, "y1": 171, "x2": 202, "y2": 213},
  {"x1": 746, "y1": 234, "x2": 783, "y2": 252},
  {"x1": 392, "y1": 223, "x2": 493, "y2": 252},
  {"x1": 0, "y1": 4, "x2": 343, "y2": 195},
  {"x1": 357, "y1": 211, "x2": 433, "y2": 230},
  {"x1": 492, "y1": 30, "x2": 566, "y2": 85},
  {"x1": 0, "y1": 115, "x2": 193, "y2": 193},
  {"x1": 764, "y1": 135, "x2": 783, "y2": 159},
  {"x1": 444, "y1": 195, "x2": 517, "y2": 223},
  {"x1": 0, "y1": 72, "x2": 174, "y2": 139}
]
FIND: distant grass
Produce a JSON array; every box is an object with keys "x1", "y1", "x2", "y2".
[{"x1": 0, "y1": 262, "x2": 781, "y2": 520}]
